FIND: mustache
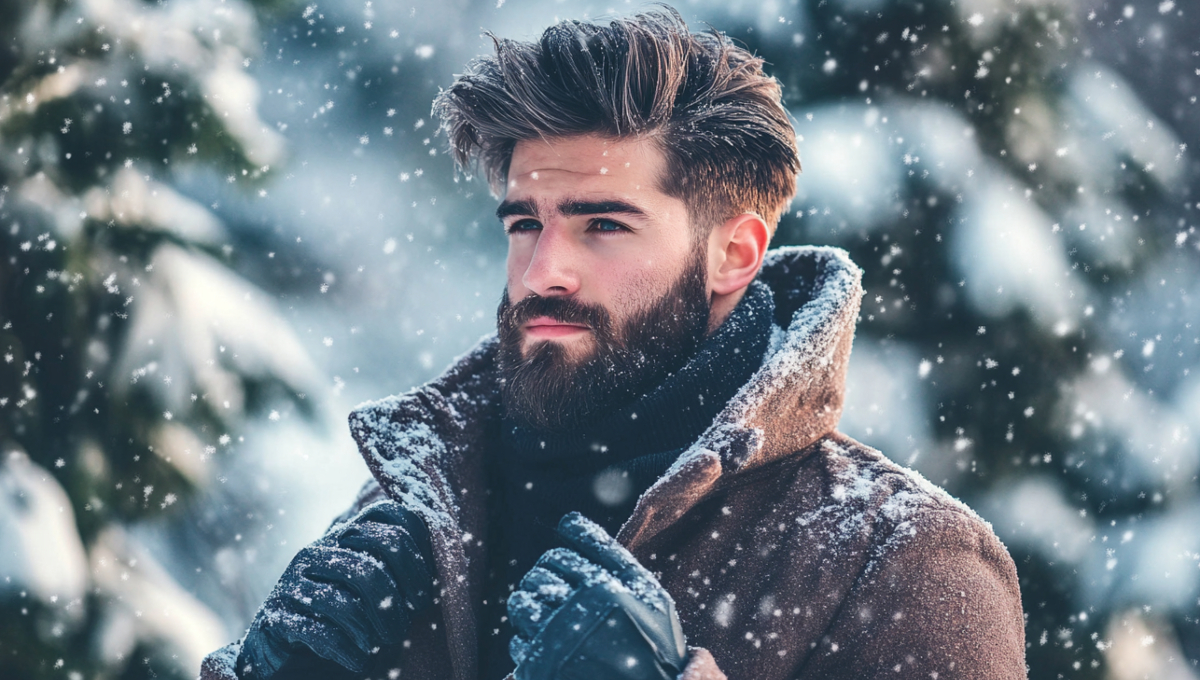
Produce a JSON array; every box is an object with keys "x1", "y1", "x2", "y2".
[{"x1": 497, "y1": 292, "x2": 615, "y2": 340}]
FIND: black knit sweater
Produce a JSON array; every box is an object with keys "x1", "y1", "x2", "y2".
[{"x1": 478, "y1": 282, "x2": 775, "y2": 678}]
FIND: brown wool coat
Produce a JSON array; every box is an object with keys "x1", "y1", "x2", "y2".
[{"x1": 201, "y1": 246, "x2": 1027, "y2": 680}]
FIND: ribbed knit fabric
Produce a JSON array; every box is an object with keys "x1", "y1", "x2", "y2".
[{"x1": 478, "y1": 282, "x2": 775, "y2": 677}]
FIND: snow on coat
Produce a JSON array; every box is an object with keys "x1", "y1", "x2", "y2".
[{"x1": 201, "y1": 246, "x2": 1026, "y2": 680}]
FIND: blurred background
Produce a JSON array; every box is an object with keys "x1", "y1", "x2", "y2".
[{"x1": 1, "y1": 0, "x2": 1198, "y2": 677}]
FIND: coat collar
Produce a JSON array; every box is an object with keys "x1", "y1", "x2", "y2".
[
  {"x1": 346, "y1": 245, "x2": 863, "y2": 680},
  {"x1": 616, "y1": 246, "x2": 864, "y2": 545}
]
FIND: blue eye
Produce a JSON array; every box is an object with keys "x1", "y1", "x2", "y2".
[
  {"x1": 506, "y1": 219, "x2": 541, "y2": 234},
  {"x1": 591, "y1": 218, "x2": 627, "y2": 233}
]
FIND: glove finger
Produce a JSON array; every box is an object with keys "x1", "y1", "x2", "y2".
[
  {"x1": 269, "y1": 647, "x2": 360, "y2": 680},
  {"x1": 339, "y1": 521, "x2": 435, "y2": 609},
  {"x1": 260, "y1": 597, "x2": 369, "y2": 673},
  {"x1": 301, "y1": 547, "x2": 411, "y2": 642},
  {"x1": 352, "y1": 500, "x2": 433, "y2": 557},
  {"x1": 532, "y1": 548, "x2": 610, "y2": 590},
  {"x1": 509, "y1": 633, "x2": 533, "y2": 667},
  {"x1": 556, "y1": 512, "x2": 648, "y2": 585},
  {"x1": 506, "y1": 589, "x2": 555, "y2": 640},
  {"x1": 517, "y1": 566, "x2": 573, "y2": 607},
  {"x1": 279, "y1": 575, "x2": 377, "y2": 667},
  {"x1": 238, "y1": 622, "x2": 290, "y2": 680}
]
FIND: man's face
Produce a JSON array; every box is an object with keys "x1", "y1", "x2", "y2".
[{"x1": 496, "y1": 134, "x2": 712, "y2": 430}]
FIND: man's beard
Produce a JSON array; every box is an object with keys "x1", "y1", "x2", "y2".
[{"x1": 497, "y1": 248, "x2": 711, "y2": 432}]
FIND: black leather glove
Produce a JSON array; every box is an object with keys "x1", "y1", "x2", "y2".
[
  {"x1": 507, "y1": 512, "x2": 688, "y2": 680},
  {"x1": 235, "y1": 500, "x2": 435, "y2": 680}
]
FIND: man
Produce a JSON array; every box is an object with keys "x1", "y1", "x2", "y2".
[{"x1": 202, "y1": 9, "x2": 1026, "y2": 680}]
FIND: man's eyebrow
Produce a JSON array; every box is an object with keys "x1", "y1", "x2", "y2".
[
  {"x1": 495, "y1": 198, "x2": 539, "y2": 220},
  {"x1": 496, "y1": 198, "x2": 649, "y2": 220},
  {"x1": 558, "y1": 199, "x2": 648, "y2": 218}
]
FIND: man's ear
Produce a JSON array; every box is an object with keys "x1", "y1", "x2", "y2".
[{"x1": 708, "y1": 212, "x2": 769, "y2": 296}]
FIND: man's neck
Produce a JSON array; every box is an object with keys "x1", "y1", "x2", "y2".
[{"x1": 707, "y1": 285, "x2": 749, "y2": 334}]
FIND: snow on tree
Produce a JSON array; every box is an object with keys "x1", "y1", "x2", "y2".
[{"x1": 0, "y1": 0, "x2": 320, "y2": 677}]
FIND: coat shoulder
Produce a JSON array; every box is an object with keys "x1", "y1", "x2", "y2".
[
  {"x1": 660, "y1": 431, "x2": 1026, "y2": 679},
  {"x1": 790, "y1": 433, "x2": 1027, "y2": 679},
  {"x1": 792, "y1": 431, "x2": 1014, "y2": 571}
]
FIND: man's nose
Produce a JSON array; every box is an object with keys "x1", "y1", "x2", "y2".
[{"x1": 521, "y1": 227, "x2": 581, "y2": 297}]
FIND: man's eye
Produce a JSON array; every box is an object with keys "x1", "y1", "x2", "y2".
[
  {"x1": 590, "y1": 218, "x2": 627, "y2": 233},
  {"x1": 506, "y1": 219, "x2": 541, "y2": 234}
]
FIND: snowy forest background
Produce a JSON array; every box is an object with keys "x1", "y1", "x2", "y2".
[{"x1": 1, "y1": 0, "x2": 1198, "y2": 678}]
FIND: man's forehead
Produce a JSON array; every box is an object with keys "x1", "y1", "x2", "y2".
[
  {"x1": 507, "y1": 134, "x2": 665, "y2": 185},
  {"x1": 502, "y1": 135, "x2": 673, "y2": 217}
]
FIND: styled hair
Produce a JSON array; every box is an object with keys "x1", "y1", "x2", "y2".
[{"x1": 432, "y1": 8, "x2": 800, "y2": 230}]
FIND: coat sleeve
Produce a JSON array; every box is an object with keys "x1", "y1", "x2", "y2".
[{"x1": 796, "y1": 506, "x2": 1027, "y2": 680}]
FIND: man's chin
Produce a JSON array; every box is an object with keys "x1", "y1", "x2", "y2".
[
  {"x1": 501, "y1": 338, "x2": 606, "y2": 430},
  {"x1": 520, "y1": 335, "x2": 596, "y2": 363}
]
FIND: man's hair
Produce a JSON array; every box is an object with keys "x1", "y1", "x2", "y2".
[{"x1": 433, "y1": 8, "x2": 800, "y2": 230}]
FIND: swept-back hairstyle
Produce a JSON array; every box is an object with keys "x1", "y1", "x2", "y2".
[{"x1": 433, "y1": 8, "x2": 800, "y2": 230}]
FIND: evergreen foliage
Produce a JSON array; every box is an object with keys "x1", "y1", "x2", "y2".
[{"x1": 0, "y1": 0, "x2": 317, "y2": 677}]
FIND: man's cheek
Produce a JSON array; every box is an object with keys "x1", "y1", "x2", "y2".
[
  {"x1": 611, "y1": 264, "x2": 669, "y2": 304},
  {"x1": 505, "y1": 245, "x2": 538, "y2": 289},
  {"x1": 610, "y1": 286, "x2": 655, "y2": 318},
  {"x1": 505, "y1": 279, "x2": 525, "y2": 300}
]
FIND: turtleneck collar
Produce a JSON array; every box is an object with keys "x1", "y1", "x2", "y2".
[{"x1": 498, "y1": 280, "x2": 776, "y2": 470}]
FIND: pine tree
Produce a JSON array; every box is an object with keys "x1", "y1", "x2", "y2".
[{"x1": 0, "y1": 0, "x2": 318, "y2": 678}]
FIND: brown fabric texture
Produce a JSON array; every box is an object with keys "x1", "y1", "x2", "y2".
[{"x1": 200, "y1": 246, "x2": 1026, "y2": 680}]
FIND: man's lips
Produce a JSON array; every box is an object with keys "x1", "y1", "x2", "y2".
[{"x1": 523, "y1": 316, "x2": 591, "y2": 339}]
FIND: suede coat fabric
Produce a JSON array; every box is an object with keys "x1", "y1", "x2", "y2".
[{"x1": 200, "y1": 246, "x2": 1027, "y2": 680}]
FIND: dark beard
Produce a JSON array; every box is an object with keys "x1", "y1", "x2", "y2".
[{"x1": 497, "y1": 248, "x2": 711, "y2": 431}]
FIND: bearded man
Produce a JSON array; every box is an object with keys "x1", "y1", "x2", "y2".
[{"x1": 202, "y1": 9, "x2": 1027, "y2": 680}]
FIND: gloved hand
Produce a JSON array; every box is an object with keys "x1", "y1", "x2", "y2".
[
  {"x1": 235, "y1": 500, "x2": 435, "y2": 680},
  {"x1": 507, "y1": 512, "x2": 688, "y2": 680}
]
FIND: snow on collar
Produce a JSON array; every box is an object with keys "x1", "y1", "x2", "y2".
[{"x1": 694, "y1": 245, "x2": 865, "y2": 472}]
